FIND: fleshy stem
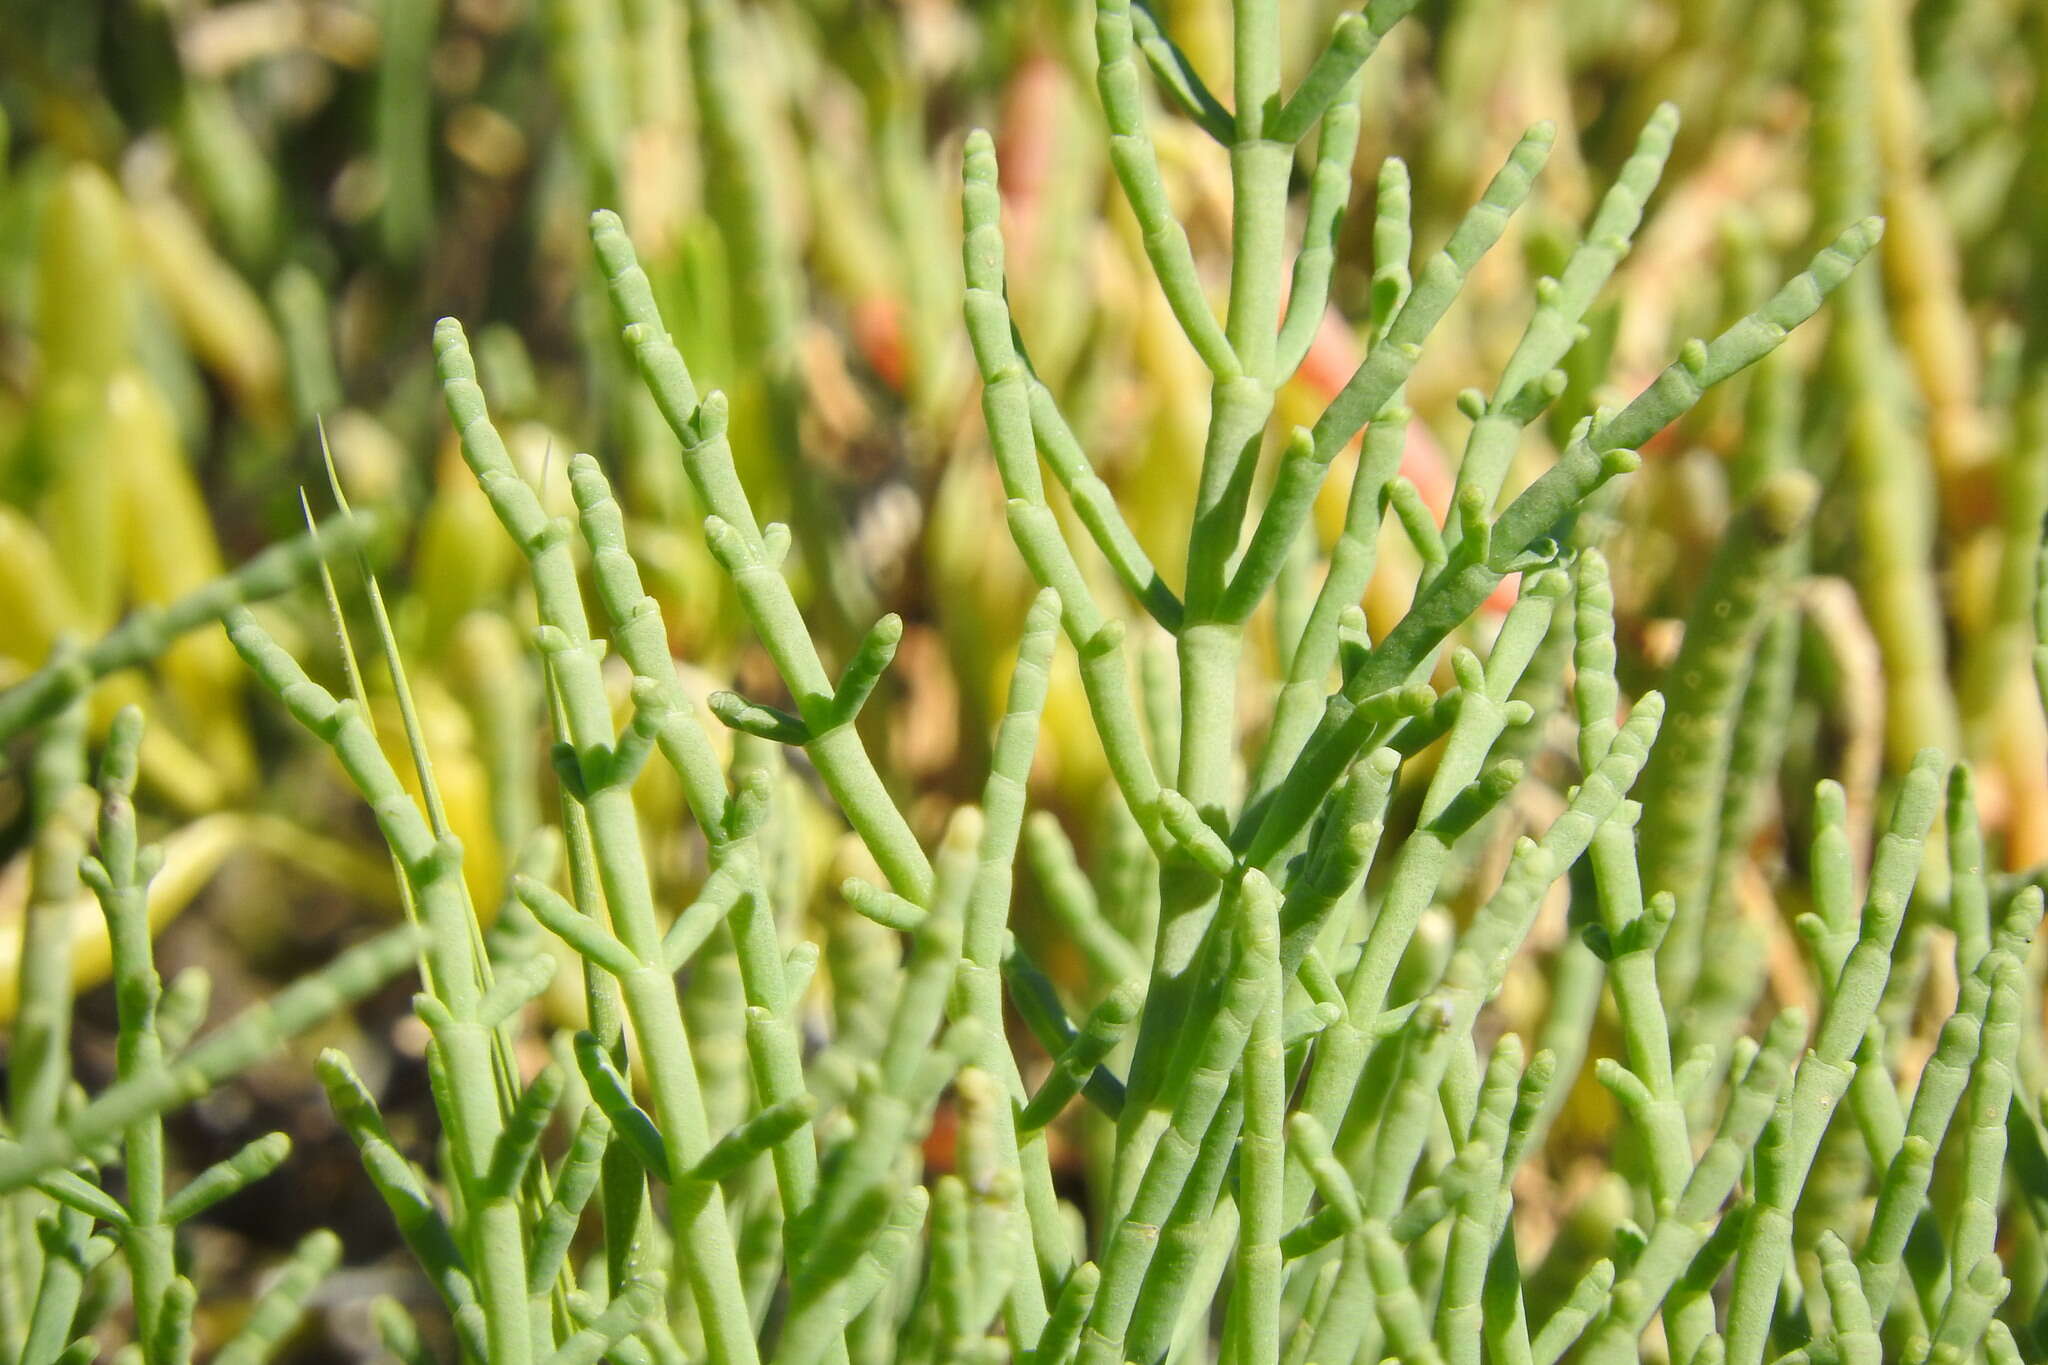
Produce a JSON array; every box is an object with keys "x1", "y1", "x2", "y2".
[
  {"x1": 1239, "y1": 216, "x2": 1882, "y2": 873},
  {"x1": 1247, "y1": 156, "x2": 1412, "y2": 807},
  {"x1": 432, "y1": 320, "x2": 758, "y2": 1365},
  {"x1": 1569, "y1": 549, "x2": 1692, "y2": 1295},
  {"x1": 1290, "y1": 574, "x2": 1566, "y2": 1223},
  {"x1": 562, "y1": 452, "x2": 833, "y2": 1326},
  {"x1": 1443, "y1": 102, "x2": 1679, "y2": 549},
  {"x1": 226, "y1": 608, "x2": 532, "y2": 1365},
  {"x1": 1575, "y1": 1010, "x2": 1808, "y2": 1364},
  {"x1": 79, "y1": 709, "x2": 175, "y2": 1358},
  {"x1": 945, "y1": 590, "x2": 1066, "y2": 1343},
  {"x1": 7, "y1": 697, "x2": 90, "y2": 1301},
  {"x1": 588, "y1": 212, "x2": 931, "y2": 907},
  {"x1": 75, "y1": 710, "x2": 313, "y2": 1365},
  {"x1": 1720, "y1": 750, "x2": 1945, "y2": 1365}
]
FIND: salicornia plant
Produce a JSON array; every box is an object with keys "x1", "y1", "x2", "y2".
[
  {"x1": 0, "y1": 694, "x2": 414, "y2": 1362},
  {"x1": 208, "y1": 0, "x2": 2042, "y2": 1360},
  {"x1": 6, "y1": 1, "x2": 2048, "y2": 1362}
]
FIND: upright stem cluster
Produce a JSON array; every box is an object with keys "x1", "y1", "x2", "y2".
[
  {"x1": 955, "y1": 3, "x2": 1890, "y2": 1362},
  {"x1": 32, "y1": 2, "x2": 2034, "y2": 1363}
]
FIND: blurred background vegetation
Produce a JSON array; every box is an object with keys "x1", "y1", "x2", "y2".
[{"x1": 1, "y1": 0, "x2": 2044, "y2": 1356}]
